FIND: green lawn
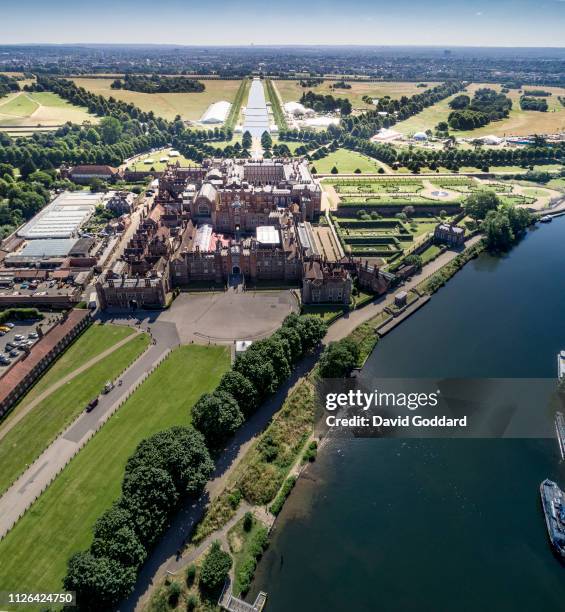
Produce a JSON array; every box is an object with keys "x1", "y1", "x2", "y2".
[
  {"x1": 3, "y1": 324, "x2": 136, "y2": 416},
  {"x1": 0, "y1": 331, "x2": 149, "y2": 497},
  {"x1": 0, "y1": 92, "x2": 39, "y2": 116},
  {"x1": 0, "y1": 345, "x2": 230, "y2": 597},
  {"x1": 311, "y1": 149, "x2": 385, "y2": 174},
  {"x1": 0, "y1": 91, "x2": 95, "y2": 127}
]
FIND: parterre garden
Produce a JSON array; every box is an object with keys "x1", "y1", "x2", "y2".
[{"x1": 326, "y1": 175, "x2": 537, "y2": 264}]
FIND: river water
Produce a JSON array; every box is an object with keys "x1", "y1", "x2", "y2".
[{"x1": 250, "y1": 217, "x2": 565, "y2": 611}]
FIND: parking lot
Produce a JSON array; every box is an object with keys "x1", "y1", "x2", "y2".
[
  {"x1": 0, "y1": 278, "x2": 82, "y2": 301},
  {"x1": 0, "y1": 313, "x2": 62, "y2": 370}
]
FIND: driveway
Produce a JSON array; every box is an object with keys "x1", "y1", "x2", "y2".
[{"x1": 160, "y1": 290, "x2": 299, "y2": 344}]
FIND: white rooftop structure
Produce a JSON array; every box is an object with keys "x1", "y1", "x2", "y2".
[
  {"x1": 235, "y1": 340, "x2": 253, "y2": 355},
  {"x1": 413, "y1": 132, "x2": 428, "y2": 141},
  {"x1": 18, "y1": 192, "x2": 101, "y2": 239},
  {"x1": 256, "y1": 225, "x2": 281, "y2": 246},
  {"x1": 194, "y1": 224, "x2": 213, "y2": 251},
  {"x1": 200, "y1": 100, "x2": 232, "y2": 124},
  {"x1": 480, "y1": 135, "x2": 504, "y2": 145},
  {"x1": 283, "y1": 101, "x2": 314, "y2": 116},
  {"x1": 371, "y1": 127, "x2": 402, "y2": 143},
  {"x1": 303, "y1": 116, "x2": 340, "y2": 128},
  {"x1": 169, "y1": 150, "x2": 180, "y2": 157}
]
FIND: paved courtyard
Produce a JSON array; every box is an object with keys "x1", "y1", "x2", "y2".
[{"x1": 159, "y1": 289, "x2": 299, "y2": 344}]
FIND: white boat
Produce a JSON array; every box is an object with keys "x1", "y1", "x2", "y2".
[
  {"x1": 558, "y1": 350, "x2": 565, "y2": 380},
  {"x1": 540, "y1": 215, "x2": 553, "y2": 223}
]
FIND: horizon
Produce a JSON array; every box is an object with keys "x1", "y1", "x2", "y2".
[{"x1": 2, "y1": 0, "x2": 565, "y2": 47}]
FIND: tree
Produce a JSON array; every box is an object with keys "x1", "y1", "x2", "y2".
[
  {"x1": 121, "y1": 466, "x2": 178, "y2": 546},
  {"x1": 63, "y1": 551, "x2": 136, "y2": 611},
  {"x1": 125, "y1": 426, "x2": 213, "y2": 496},
  {"x1": 199, "y1": 541, "x2": 232, "y2": 593},
  {"x1": 242, "y1": 131, "x2": 252, "y2": 149},
  {"x1": 283, "y1": 314, "x2": 327, "y2": 353},
  {"x1": 218, "y1": 371, "x2": 259, "y2": 417},
  {"x1": 99, "y1": 116, "x2": 123, "y2": 145},
  {"x1": 192, "y1": 390, "x2": 244, "y2": 447},
  {"x1": 261, "y1": 131, "x2": 272, "y2": 150},
  {"x1": 318, "y1": 339, "x2": 360, "y2": 378},
  {"x1": 449, "y1": 94, "x2": 471, "y2": 110},
  {"x1": 234, "y1": 349, "x2": 277, "y2": 399},
  {"x1": 91, "y1": 525, "x2": 146, "y2": 568},
  {"x1": 89, "y1": 178, "x2": 106, "y2": 192},
  {"x1": 464, "y1": 190, "x2": 500, "y2": 220},
  {"x1": 274, "y1": 325, "x2": 302, "y2": 363},
  {"x1": 330, "y1": 166, "x2": 338, "y2": 174}
]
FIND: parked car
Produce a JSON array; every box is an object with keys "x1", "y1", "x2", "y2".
[
  {"x1": 14, "y1": 334, "x2": 25, "y2": 341},
  {"x1": 85, "y1": 398, "x2": 99, "y2": 413},
  {"x1": 5, "y1": 343, "x2": 14, "y2": 351},
  {"x1": 5, "y1": 322, "x2": 14, "y2": 328},
  {"x1": 102, "y1": 381, "x2": 114, "y2": 394},
  {"x1": 28, "y1": 332, "x2": 38, "y2": 339},
  {"x1": 0, "y1": 331, "x2": 5, "y2": 337},
  {"x1": 9, "y1": 350, "x2": 18, "y2": 358}
]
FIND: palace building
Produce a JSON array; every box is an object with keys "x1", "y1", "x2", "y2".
[{"x1": 96, "y1": 158, "x2": 392, "y2": 309}]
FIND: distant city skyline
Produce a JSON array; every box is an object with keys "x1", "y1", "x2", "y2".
[{"x1": 2, "y1": 0, "x2": 565, "y2": 47}]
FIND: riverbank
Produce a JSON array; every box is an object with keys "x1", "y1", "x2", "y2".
[{"x1": 249, "y1": 216, "x2": 565, "y2": 611}]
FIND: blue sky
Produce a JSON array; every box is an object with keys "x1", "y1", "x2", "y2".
[{"x1": 1, "y1": 0, "x2": 565, "y2": 46}]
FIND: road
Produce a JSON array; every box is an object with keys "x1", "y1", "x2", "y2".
[
  {"x1": 0, "y1": 328, "x2": 142, "y2": 443},
  {"x1": 0, "y1": 319, "x2": 180, "y2": 540}
]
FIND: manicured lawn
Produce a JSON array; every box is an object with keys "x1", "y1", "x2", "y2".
[
  {"x1": 0, "y1": 91, "x2": 95, "y2": 127},
  {"x1": 0, "y1": 332, "x2": 149, "y2": 497},
  {"x1": 72, "y1": 78, "x2": 243, "y2": 121},
  {"x1": 5, "y1": 324, "x2": 136, "y2": 413},
  {"x1": 125, "y1": 148, "x2": 198, "y2": 172},
  {"x1": 311, "y1": 149, "x2": 385, "y2": 174},
  {"x1": 0, "y1": 345, "x2": 230, "y2": 595}
]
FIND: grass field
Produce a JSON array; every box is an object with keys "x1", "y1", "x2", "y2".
[
  {"x1": 73, "y1": 78, "x2": 243, "y2": 122},
  {"x1": 395, "y1": 83, "x2": 565, "y2": 137},
  {"x1": 310, "y1": 149, "x2": 387, "y2": 174},
  {"x1": 0, "y1": 91, "x2": 95, "y2": 128},
  {"x1": 125, "y1": 148, "x2": 199, "y2": 171},
  {"x1": 274, "y1": 80, "x2": 441, "y2": 110},
  {"x1": 3, "y1": 324, "x2": 136, "y2": 417},
  {"x1": 0, "y1": 344, "x2": 230, "y2": 596},
  {"x1": 0, "y1": 330, "x2": 149, "y2": 497}
]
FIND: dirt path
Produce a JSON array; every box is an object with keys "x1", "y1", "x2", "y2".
[{"x1": 0, "y1": 328, "x2": 141, "y2": 443}]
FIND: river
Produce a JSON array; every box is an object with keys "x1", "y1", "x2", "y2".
[{"x1": 250, "y1": 217, "x2": 565, "y2": 611}]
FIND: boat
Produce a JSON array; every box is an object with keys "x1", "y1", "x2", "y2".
[
  {"x1": 558, "y1": 350, "x2": 565, "y2": 380},
  {"x1": 540, "y1": 215, "x2": 553, "y2": 223},
  {"x1": 540, "y1": 479, "x2": 565, "y2": 557},
  {"x1": 555, "y1": 412, "x2": 565, "y2": 460}
]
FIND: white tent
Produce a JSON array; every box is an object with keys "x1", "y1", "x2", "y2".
[{"x1": 200, "y1": 100, "x2": 232, "y2": 124}]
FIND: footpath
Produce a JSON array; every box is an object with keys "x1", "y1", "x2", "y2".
[
  {"x1": 0, "y1": 329, "x2": 142, "y2": 443},
  {"x1": 326, "y1": 234, "x2": 483, "y2": 342},
  {"x1": 0, "y1": 321, "x2": 179, "y2": 540}
]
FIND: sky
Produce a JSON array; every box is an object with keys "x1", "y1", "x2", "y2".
[{"x1": 1, "y1": 0, "x2": 565, "y2": 47}]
